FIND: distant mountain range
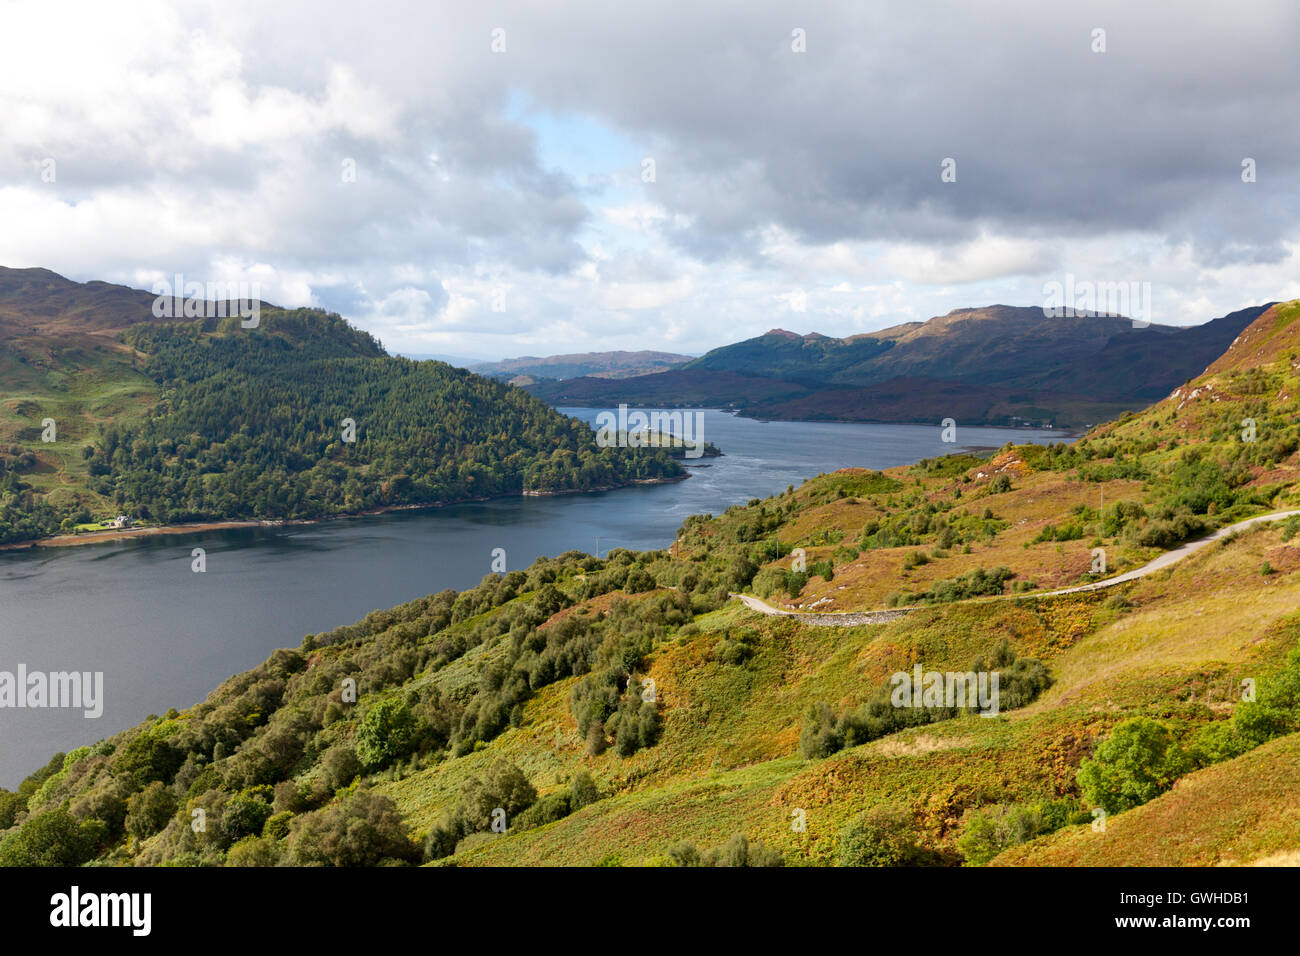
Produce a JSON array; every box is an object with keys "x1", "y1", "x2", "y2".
[
  {"x1": 469, "y1": 350, "x2": 693, "y2": 383},
  {"x1": 526, "y1": 304, "x2": 1276, "y2": 427}
]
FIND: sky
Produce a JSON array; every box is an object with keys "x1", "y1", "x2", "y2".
[{"x1": 1, "y1": 0, "x2": 1298, "y2": 360}]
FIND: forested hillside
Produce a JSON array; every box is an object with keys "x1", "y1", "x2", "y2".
[
  {"x1": 0, "y1": 300, "x2": 686, "y2": 541},
  {"x1": 90, "y1": 313, "x2": 684, "y2": 524},
  {"x1": 4, "y1": 302, "x2": 1298, "y2": 868}
]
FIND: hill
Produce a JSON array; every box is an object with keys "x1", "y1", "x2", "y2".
[
  {"x1": 0, "y1": 269, "x2": 687, "y2": 543},
  {"x1": 3, "y1": 300, "x2": 1299, "y2": 868},
  {"x1": 528, "y1": 304, "x2": 1273, "y2": 427},
  {"x1": 469, "y1": 350, "x2": 692, "y2": 382}
]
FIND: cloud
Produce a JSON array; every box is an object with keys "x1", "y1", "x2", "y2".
[{"x1": 1, "y1": 0, "x2": 1297, "y2": 357}]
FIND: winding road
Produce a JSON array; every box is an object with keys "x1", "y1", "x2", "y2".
[{"x1": 733, "y1": 509, "x2": 1300, "y2": 627}]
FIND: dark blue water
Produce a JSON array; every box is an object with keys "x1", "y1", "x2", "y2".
[{"x1": 0, "y1": 410, "x2": 1065, "y2": 786}]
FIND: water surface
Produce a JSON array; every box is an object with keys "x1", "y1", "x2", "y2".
[{"x1": 0, "y1": 410, "x2": 1065, "y2": 785}]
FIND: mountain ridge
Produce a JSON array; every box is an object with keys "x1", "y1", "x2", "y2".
[{"x1": 528, "y1": 303, "x2": 1275, "y2": 427}]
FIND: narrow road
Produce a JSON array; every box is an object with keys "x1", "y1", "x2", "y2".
[{"x1": 733, "y1": 509, "x2": 1300, "y2": 627}]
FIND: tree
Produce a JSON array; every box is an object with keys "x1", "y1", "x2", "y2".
[
  {"x1": 284, "y1": 790, "x2": 420, "y2": 866},
  {"x1": 125, "y1": 780, "x2": 177, "y2": 841},
  {"x1": 0, "y1": 809, "x2": 98, "y2": 867},
  {"x1": 837, "y1": 807, "x2": 927, "y2": 867},
  {"x1": 1077, "y1": 718, "x2": 1191, "y2": 814},
  {"x1": 569, "y1": 770, "x2": 600, "y2": 811},
  {"x1": 458, "y1": 759, "x2": 537, "y2": 832},
  {"x1": 355, "y1": 698, "x2": 416, "y2": 771}
]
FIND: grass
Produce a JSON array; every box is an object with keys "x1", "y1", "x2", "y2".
[
  {"x1": 993, "y1": 732, "x2": 1300, "y2": 866},
  {"x1": 376, "y1": 515, "x2": 1300, "y2": 866},
  {"x1": 0, "y1": 331, "x2": 156, "y2": 517}
]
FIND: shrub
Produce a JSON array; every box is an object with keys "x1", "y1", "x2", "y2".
[
  {"x1": 1136, "y1": 513, "x2": 1209, "y2": 549},
  {"x1": 956, "y1": 801, "x2": 1078, "y2": 866},
  {"x1": 221, "y1": 789, "x2": 273, "y2": 842},
  {"x1": 125, "y1": 780, "x2": 177, "y2": 841},
  {"x1": 798, "y1": 703, "x2": 842, "y2": 759},
  {"x1": 0, "y1": 791, "x2": 24, "y2": 830},
  {"x1": 355, "y1": 698, "x2": 417, "y2": 771},
  {"x1": 458, "y1": 759, "x2": 538, "y2": 833},
  {"x1": 1077, "y1": 718, "x2": 1191, "y2": 814},
  {"x1": 711, "y1": 629, "x2": 758, "y2": 666},
  {"x1": 284, "y1": 790, "x2": 420, "y2": 866},
  {"x1": 320, "y1": 745, "x2": 363, "y2": 790},
  {"x1": 669, "y1": 833, "x2": 783, "y2": 867},
  {"x1": 569, "y1": 770, "x2": 600, "y2": 811},
  {"x1": 836, "y1": 807, "x2": 928, "y2": 866},
  {"x1": 513, "y1": 791, "x2": 571, "y2": 830},
  {"x1": 0, "y1": 809, "x2": 99, "y2": 867},
  {"x1": 225, "y1": 834, "x2": 281, "y2": 866}
]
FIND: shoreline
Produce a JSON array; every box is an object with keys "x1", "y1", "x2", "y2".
[
  {"x1": 0, "y1": 474, "x2": 691, "y2": 552},
  {"x1": 560, "y1": 404, "x2": 1082, "y2": 435}
]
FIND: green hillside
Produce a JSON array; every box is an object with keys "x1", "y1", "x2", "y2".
[
  {"x1": 0, "y1": 269, "x2": 686, "y2": 543},
  {"x1": 3, "y1": 301, "x2": 1300, "y2": 868}
]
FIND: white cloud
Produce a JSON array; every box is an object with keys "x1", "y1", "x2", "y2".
[{"x1": 0, "y1": 0, "x2": 1297, "y2": 358}]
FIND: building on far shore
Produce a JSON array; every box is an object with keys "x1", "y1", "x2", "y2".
[{"x1": 109, "y1": 515, "x2": 133, "y2": 529}]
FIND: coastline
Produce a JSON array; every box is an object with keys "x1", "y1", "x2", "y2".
[{"x1": 0, "y1": 474, "x2": 691, "y2": 552}]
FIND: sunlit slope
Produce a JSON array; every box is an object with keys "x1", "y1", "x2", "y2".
[
  {"x1": 992, "y1": 732, "x2": 1300, "y2": 867},
  {"x1": 379, "y1": 521, "x2": 1300, "y2": 865},
  {"x1": 6, "y1": 299, "x2": 1300, "y2": 868}
]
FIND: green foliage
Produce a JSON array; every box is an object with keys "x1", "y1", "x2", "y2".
[
  {"x1": 956, "y1": 800, "x2": 1081, "y2": 866},
  {"x1": 669, "y1": 832, "x2": 784, "y2": 867},
  {"x1": 0, "y1": 809, "x2": 100, "y2": 867},
  {"x1": 1190, "y1": 648, "x2": 1300, "y2": 766},
  {"x1": 1135, "y1": 512, "x2": 1210, "y2": 549},
  {"x1": 836, "y1": 807, "x2": 930, "y2": 866},
  {"x1": 284, "y1": 789, "x2": 420, "y2": 866},
  {"x1": 457, "y1": 760, "x2": 538, "y2": 833},
  {"x1": 124, "y1": 781, "x2": 177, "y2": 841},
  {"x1": 568, "y1": 770, "x2": 600, "y2": 812},
  {"x1": 0, "y1": 790, "x2": 25, "y2": 830},
  {"x1": 711, "y1": 628, "x2": 759, "y2": 666},
  {"x1": 1077, "y1": 718, "x2": 1192, "y2": 814},
  {"x1": 221, "y1": 788, "x2": 274, "y2": 842},
  {"x1": 801, "y1": 642, "x2": 1050, "y2": 758},
  {"x1": 423, "y1": 759, "x2": 540, "y2": 859},
  {"x1": 355, "y1": 698, "x2": 417, "y2": 771},
  {"x1": 513, "y1": 792, "x2": 571, "y2": 831},
  {"x1": 1164, "y1": 455, "x2": 1234, "y2": 515},
  {"x1": 38, "y1": 313, "x2": 685, "y2": 533},
  {"x1": 920, "y1": 566, "x2": 1016, "y2": 604}
]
